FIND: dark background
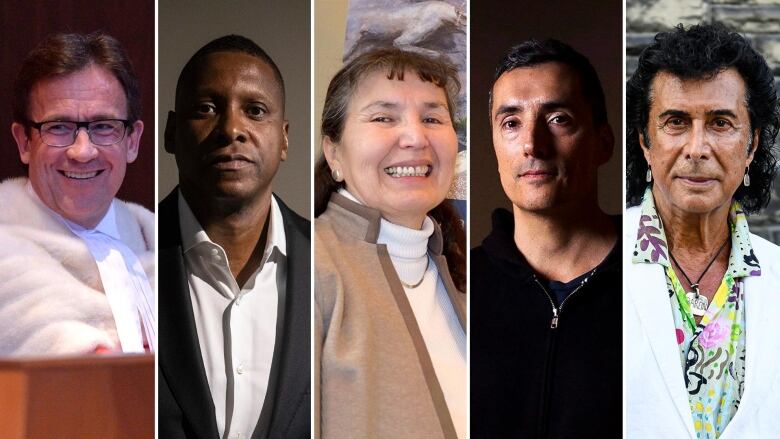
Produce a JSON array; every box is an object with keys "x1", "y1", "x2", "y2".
[
  {"x1": 470, "y1": 0, "x2": 623, "y2": 245},
  {"x1": 0, "y1": 0, "x2": 155, "y2": 210},
  {"x1": 158, "y1": 0, "x2": 311, "y2": 218}
]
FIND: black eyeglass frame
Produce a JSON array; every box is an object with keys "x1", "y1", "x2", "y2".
[{"x1": 27, "y1": 119, "x2": 131, "y2": 147}]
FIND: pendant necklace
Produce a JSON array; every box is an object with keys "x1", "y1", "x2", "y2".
[
  {"x1": 401, "y1": 256, "x2": 430, "y2": 289},
  {"x1": 669, "y1": 237, "x2": 729, "y2": 317}
]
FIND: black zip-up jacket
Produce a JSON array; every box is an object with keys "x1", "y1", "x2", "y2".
[{"x1": 471, "y1": 209, "x2": 622, "y2": 438}]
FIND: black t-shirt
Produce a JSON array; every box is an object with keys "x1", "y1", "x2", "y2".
[{"x1": 545, "y1": 270, "x2": 593, "y2": 306}]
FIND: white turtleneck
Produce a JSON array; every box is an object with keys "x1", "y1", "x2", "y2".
[{"x1": 339, "y1": 189, "x2": 466, "y2": 439}]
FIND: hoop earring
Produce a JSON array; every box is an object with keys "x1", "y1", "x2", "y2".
[{"x1": 332, "y1": 168, "x2": 343, "y2": 182}]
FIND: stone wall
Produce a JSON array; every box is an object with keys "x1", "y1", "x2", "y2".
[{"x1": 627, "y1": 0, "x2": 780, "y2": 243}]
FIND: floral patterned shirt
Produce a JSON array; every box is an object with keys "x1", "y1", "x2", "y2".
[{"x1": 633, "y1": 189, "x2": 761, "y2": 438}]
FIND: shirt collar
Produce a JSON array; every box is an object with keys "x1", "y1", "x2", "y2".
[
  {"x1": 26, "y1": 180, "x2": 119, "y2": 240},
  {"x1": 632, "y1": 187, "x2": 761, "y2": 278},
  {"x1": 178, "y1": 190, "x2": 286, "y2": 257}
]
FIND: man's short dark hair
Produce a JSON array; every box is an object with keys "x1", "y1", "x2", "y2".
[
  {"x1": 626, "y1": 23, "x2": 780, "y2": 213},
  {"x1": 12, "y1": 32, "x2": 141, "y2": 126},
  {"x1": 490, "y1": 39, "x2": 608, "y2": 127},
  {"x1": 175, "y1": 34, "x2": 285, "y2": 111}
]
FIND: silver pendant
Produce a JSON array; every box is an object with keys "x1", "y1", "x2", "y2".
[{"x1": 686, "y1": 292, "x2": 708, "y2": 317}]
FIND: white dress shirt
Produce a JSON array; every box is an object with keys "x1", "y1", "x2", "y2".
[
  {"x1": 29, "y1": 183, "x2": 156, "y2": 352},
  {"x1": 178, "y1": 192, "x2": 286, "y2": 439}
]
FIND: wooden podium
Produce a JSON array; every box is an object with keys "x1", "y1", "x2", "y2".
[{"x1": 0, "y1": 354, "x2": 154, "y2": 438}]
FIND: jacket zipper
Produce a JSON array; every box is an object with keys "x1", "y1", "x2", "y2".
[
  {"x1": 531, "y1": 270, "x2": 599, "y2": 437},
  {"x1": 533, "y1": 268, "x2": 596, "y2": 329}
]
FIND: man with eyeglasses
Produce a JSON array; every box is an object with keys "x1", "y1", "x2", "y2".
[{"x1": 0, "y1": 32, "x2": 154, "y2": 356}]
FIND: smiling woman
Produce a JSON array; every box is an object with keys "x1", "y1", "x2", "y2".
[{"x1": 314, "y1": 48, "x2": 466, "y2": 439}]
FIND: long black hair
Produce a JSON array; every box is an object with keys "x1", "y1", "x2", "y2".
[{"x1": 626, "y1": 23, "x2": 779, "y2": 213}]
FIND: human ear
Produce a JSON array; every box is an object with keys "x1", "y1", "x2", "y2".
[
  {"x1": 125, "y1": 120, "x2": 144, "y2": 163},
  {"x1": 11, "y1": 122, "x2": 31, "y2": 164},
  {"x1": 597, "y1": 123, "x2": 615, "y2": 165},
  {"x1": 280, "y1": 121, "x2": 289, "y2": 161},
  {"x1": 322, "y1": 136, "x2": 340, "y2": 171},
  {"x1": 164, "y1": 111, "x2": 176, "y2": 154},
  {"x1": 639, "y1": 129, "x2": 652, "y2": 166}
]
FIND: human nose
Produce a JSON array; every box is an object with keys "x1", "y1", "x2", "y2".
[
  {"x1": 521, "y1": 118, "x2": 551, "y2": 158},
  {"x1": 398, "y1": 119, "x2": 429, "y2": 149},
  {"x1": 684, "y1": 121, "x2": 711, "y2": 160},
  {"x1": 65, "y1": 128, "x2": 99, "y2": 162},
  {"x1": 215, "y1": 106, "x2": 247, "y2": 143}
]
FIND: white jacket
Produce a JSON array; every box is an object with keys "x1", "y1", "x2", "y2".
[
  {"x1": 0, "y1": 177, "x2": 154, "y2": 356},
  {"x1": 625, "y1": 205, "x2": 780, "y2": 438}
]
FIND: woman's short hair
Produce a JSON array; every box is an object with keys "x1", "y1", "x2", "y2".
[
  {"x1": 315, "y1": 47, "x2": 460, "y2": 215},
  {"x1": 315, "y1": 47, "x2": 465, "y2": 291},
  {"x1": 626, "y1": 23, "x2": 780, "y2": 213}
]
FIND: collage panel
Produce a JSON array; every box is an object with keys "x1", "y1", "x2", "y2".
[
  {"x1": 314, "y1": 0, "x2": 466, "y2": 437},
  {"x1": 625, "y1": 1, "x2": 780, "y2": 437},
  {"x1": 2, "y1": 1, "x2": 780, "y2": 438},
  {"x1": 469, "y1": 0, "x2": 623, "y2": 438},
  {"x1": 156, "y1": 0, "x2": 311, "y2": 438},
  {"x1": 0, "y1": 0, "x2": 155, "y2": 437}
]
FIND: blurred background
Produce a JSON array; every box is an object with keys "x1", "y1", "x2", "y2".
[
  {"x1": 0, "y1": 0, "x2": 154, "y2": 210},
  {"x1": 626, "y1": 0, "x2": 780, "y2": 243}
]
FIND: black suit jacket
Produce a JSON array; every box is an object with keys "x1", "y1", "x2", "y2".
[{"x1": 158, "y1": 190, "x2": 311, "y2": 439}]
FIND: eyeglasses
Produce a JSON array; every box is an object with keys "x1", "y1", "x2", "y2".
[{"x1": 28, "y1": 119, "x2": 130, "y2": 147}]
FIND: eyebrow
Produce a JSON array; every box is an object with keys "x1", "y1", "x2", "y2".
[
  {"x1": 360, "y1": 101, "x2": 398, "y2": 112},
  {"x1": 493, "y1": 100, "x2": 570, "y2": 122},
  {"x1": 37, "y1": 113, "x2": 123, "y2": 122},
  {"x1": 359, "y1": 100, "x2": 448, "y2": 112},
  {"x1": 708, "y1": 109, "x2": 739, "y2": 118},
  {"x1": 657, "y1": 109, "x2": 739, "y2": 119}
]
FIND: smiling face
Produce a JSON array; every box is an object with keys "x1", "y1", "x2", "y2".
[
  {"x1": 167, "y1": 51, "x2": 288, "y2": 206},
  {"x1": 11, "y1": 64, "x2": 142, "y2": 228},
  {"x1": 323, "y1": 70, "x2": 457, "y2": 229},
  {"x1": 491, "y1": 62, "x2": 612, "y2": 215},
  {"x1": 642, "y1": 68, "x2": 756, "y2": 217}
]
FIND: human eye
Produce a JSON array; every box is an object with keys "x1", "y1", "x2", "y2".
[
  {"x1": 549, "y1": 114, "x2": 573, "y2": 126},
  {"x1": 500, "y1": 118, "x2": 520, "y2": 132},
  {"x1": 710, "y1": 118, "x2": 735, "y2": 131},
  {"x1": 661, "y1": 116, "x2": 689, "y2": 133},
  {"x1": 195, "y1": 102, "x2": 217, "y2": 116},
  {"x1": 370, "y1": 115, "x2": 393, "y2": 123},
  {"x1": 246, "y1": 103, "x2": 268, "y2": 119},
  {"x1": 42, "y1": 121, "x2": 74, "y2": 135},
  {"x1": 423, "y1": 116, "x2": 443, "y2": 124},
  {"x1": 90, "y1": 120, "x2": 121, "y2": 131}
]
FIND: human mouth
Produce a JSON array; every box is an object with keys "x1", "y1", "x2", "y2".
[
  {"x1": 60, "y1": 170, "x2": 102, "y2": 180},
  {"x1": 384, "y1": 165, "x2": 432, "y2": 178},
  {"x1": 519, "y1": 168, "x2": 556, "y2": 179},
  {"x1": 209, "y1": 154, "x2": 253, "y2": 170},
  {"x1": 678, "y1": 175, "x2": 716, "y2": 185}
]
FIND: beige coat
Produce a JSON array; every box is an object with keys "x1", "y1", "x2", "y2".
[
  {"x1": 0, "y1": 177, "x2": 154, "y2": 356},
  {"x1": 315, "y1": 193, "x2": 466, "y2": 439}
]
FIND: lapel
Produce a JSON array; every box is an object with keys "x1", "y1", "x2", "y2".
[
  {"x1": 252, "y1": 195, "x2": 311, "y2": 439},
  {"x1": 158, "y1": 190, "x2": 219, "y2": 439},
  {"x1": 625, "y1": 208, "x2": 696, "y2": 438},
  {"x1": 721, "y1": 237, "x2": 780, "y2": 437}
]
